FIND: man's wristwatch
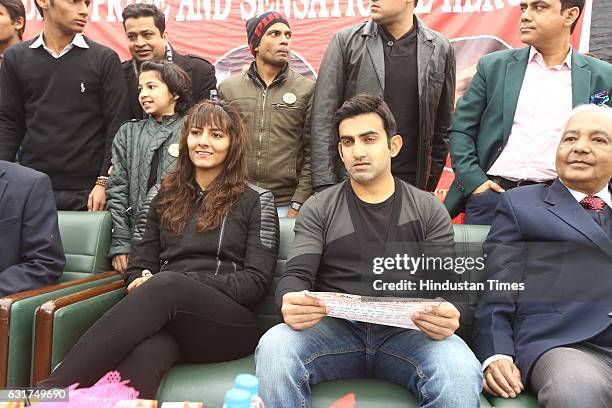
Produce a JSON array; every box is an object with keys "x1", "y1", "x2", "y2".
[{"x1": 290, "y1": 201, "x2": 302, "y2": 211}]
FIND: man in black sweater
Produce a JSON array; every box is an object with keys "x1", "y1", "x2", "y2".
[
  {"x1": 0, "y1": 0, "x2": 129, "y2": 211},
  {"x1": 255, "y1": 95, "x2": 482, "y2": 406},
  {"x1": 121, "y1": 3, "x2": 216, "y2": 119}
]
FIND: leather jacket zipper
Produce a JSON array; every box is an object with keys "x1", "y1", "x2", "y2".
[
  {"x1": 214, "y1": 215, "x2": 228, "y2": 275},
  {"x1": 160, "y1": 259, "x2": 168, "y2": 271}
]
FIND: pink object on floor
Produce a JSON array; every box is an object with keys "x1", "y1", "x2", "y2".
[
  {"x1": 329, "y1": 393, "x2": 356, "y2": 408},
  {"x1": 35, "y1": 371, "x2": 139, "y2": 408}
]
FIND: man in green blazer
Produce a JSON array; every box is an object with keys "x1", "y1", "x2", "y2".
[{"x1": 445, "y1": 0, "x2": 612, "y2": 224}]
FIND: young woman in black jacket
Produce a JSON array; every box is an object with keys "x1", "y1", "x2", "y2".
[{"x1": 38, "y1": 101, "x2": 280, "y2": 398}]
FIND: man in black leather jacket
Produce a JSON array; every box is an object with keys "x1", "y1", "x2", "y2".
[{"x1": 311, "y1": 0, "x2": 455, "y2": 192}]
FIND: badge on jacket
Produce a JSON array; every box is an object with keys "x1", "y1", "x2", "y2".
[
  {"x1": 282, "y1": 92, "x2": 297, "y2": 105},
  {"x1": 590, "y1": 90, "x2": 609, "y2": 106},
  {"x1": 168, "y1": 143, "x2": 180, "y2": 158}
]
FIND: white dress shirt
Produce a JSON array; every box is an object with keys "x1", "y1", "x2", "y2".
[
  {"x1": 488, "y1": 47, "x2": 573, "y2": 182},
  {"x1": 29, "y1": 32, "x2": 89, "y2": 58}
]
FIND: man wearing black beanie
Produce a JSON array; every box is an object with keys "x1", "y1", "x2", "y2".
[
  {"x1": 219, "y1": 12, "x2": 314, "y2": 217},
  {"x1": 245, "y1": 12, "x2": 290, "y2": 56}
]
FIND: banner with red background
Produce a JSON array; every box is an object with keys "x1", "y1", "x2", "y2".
[{"x1": 22, "y1": 0, "x2": 594, "y2": 217}]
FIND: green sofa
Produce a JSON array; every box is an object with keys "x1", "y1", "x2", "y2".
[
  {"x1": 34, "y1": 218, "x2": 538, "y2": 407},
  {"x1": 0, "y1": 211, "x2": 121, "y2": 388}
]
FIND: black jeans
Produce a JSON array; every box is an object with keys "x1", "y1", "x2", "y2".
[
  {"x1": 53, "y1": 189, "x2": 90, "y2": 211},
  {"x1": 37, "y1": 272, "x2": 260, "y2": 398}
]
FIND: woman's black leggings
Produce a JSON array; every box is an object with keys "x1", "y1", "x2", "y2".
[{"x1": 37, "y1": 272, "x2": 260, "y2": 398}]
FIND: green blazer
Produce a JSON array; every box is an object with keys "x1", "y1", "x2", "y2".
[{"x1": 444, "y1": 46, "x2": 612, "y2": 218}]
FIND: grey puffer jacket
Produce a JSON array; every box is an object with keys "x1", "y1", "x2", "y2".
[{"x1": 106, "y1": 114, "x2": 183, "y2": 256}]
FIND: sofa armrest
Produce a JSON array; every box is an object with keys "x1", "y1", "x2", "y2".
[
  {"x1": 0, "y1": 271, "x2": 122, "y2": 388},
  {"x1": 32, "y1": 280, "x2": 126, "y2": 384}
]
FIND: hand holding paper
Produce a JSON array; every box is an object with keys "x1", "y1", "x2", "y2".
[
  {"x1": 411, "y1": 301, "x2": 460, "y2": 340},
  {"x1": 305, "y1": 292, "x2": 448, "y2": 333},
  {"x1": 281, "y1": 291, "x2": 328, "y2": 331}
]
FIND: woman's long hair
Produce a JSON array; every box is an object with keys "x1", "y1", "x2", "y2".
[{"x1": 158, "y1": 100, "x2": 249, "y2": 233}]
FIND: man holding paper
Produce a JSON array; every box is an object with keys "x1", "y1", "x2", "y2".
[{"x1": 255, "y1": 95, "x2": 482, "y2": 407}]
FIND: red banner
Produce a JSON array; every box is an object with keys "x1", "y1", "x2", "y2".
[
  {"x1": 22, "y1": 0, "x2": 591, "y2": 72},
  {"x1": 21, "y1": 0, "x2": 593, "y2": 217}
]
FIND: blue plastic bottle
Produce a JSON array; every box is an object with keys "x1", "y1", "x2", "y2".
[
  {"x1": 223, "y1": 388, "x2": 251, "y2": 408},
  {"x1": 234, "y1": 374, "x2": 265, "y2": 408}
]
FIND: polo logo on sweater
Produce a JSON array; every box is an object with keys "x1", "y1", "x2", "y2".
[{"x1": 80, "y1": 82, "x2": 86, "y2": 93}]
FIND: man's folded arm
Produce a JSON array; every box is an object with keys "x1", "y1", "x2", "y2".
[{"x1": 448, "y1": 58, "x2": 490, "y2": 196}]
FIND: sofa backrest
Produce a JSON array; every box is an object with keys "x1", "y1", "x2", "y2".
[
  {"x1": 254, "y1": 218, "x2": 491, "y2": 343},
  {"x1": 452, "y1": 224, "x2": 491, "y2": 341},
  {"x1": 253, "y1": 217, "x2": 295, "y2": 331},
  {"x1": 57, "y1": 211, "x2": 112, "y2": 281}
]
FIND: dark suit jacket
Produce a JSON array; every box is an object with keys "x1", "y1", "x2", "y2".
[
  {"x1": 0, "y1": 161, "x2": 64, "y2": 296},
  {"x1": 123, "y1": 50, "x2": 217, "y2": 119},
  {"x1": 472, "y1": 179, "x2": 612, "y2": 383},
  {"x1": 445, "y1": 47, "x2": 612, "y2": 217}
]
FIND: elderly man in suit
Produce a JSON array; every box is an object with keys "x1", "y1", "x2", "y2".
[
  {"x1": 0, "y1": 160, "x2": 64, "y2": 296},
  {"x1": 472, "y1": 105, "x2": 612, "y2": 407},
  {"x1": 445, "y1": 0, "x2": 612, "y2": 224}
]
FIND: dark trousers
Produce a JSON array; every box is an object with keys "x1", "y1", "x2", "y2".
[
  {"x1": 37, "y1": 272, "x2": 260, "y2": 398},
  {"x1": 53, "y1": 189, "x2": 90, "y2": 211},
  {"x1": 464, "y1": 190, "x2": 502, "y2": 225},
  {"x1": 530, "y1": 343, "x2": 612, "y2": 408}
]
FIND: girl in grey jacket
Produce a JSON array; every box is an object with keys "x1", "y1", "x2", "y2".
[{"x1": 106, "y1": 62, "x2": 192, "y2": 272}]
